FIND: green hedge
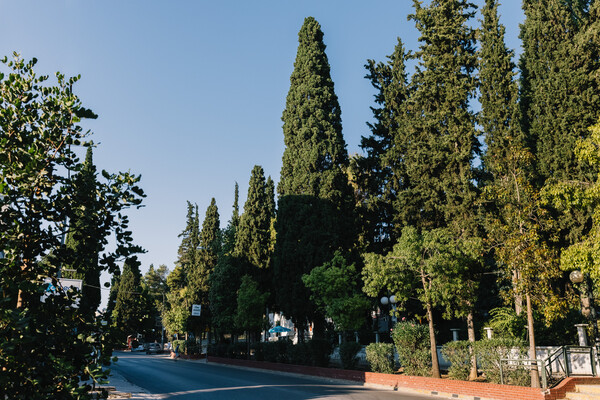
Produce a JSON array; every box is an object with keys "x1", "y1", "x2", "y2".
[
  {"x1": 474, "y1": 338, "x2": 529, "y2": 385},
  {"x1": 441, "y1": 340, "x2": 471, "y2": 380},
  {"x1": 365, "y1": 343, "x2": 395, "y2": 374},
  {"x1": 339, "y1": 342, "x2": 363, "y2": 370},
  {"x1": 392, "y1": 321, "x2": 431, "y2": 376}
]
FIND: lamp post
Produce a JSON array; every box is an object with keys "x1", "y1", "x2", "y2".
[
  {"x1": 380, "y1": 295, "x2": 398, "y2": 329},
  {"x1": 570, "y1": 270, "x2": 599, "y2": 347}
]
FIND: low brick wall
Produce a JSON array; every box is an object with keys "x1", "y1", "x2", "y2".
[{"x1": 207, "y1": 356, "x2": 600, "y2": 400}]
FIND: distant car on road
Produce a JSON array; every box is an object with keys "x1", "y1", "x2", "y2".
[{"x1": 146, "y1": 342, "x2": 162, "y2": 354}]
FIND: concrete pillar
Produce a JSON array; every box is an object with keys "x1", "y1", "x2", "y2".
[
  {"x1": 484, "y1": 327, "x2": 493, "y2": 339},
  {"x1": 575, "y1": 324, "x2": 589, "y2": 346},
  {"x1": 451, "y1": 329, "x2": 460, "y2": 341}
]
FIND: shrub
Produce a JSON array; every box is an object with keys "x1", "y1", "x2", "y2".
[
  {"x1": 441, "y1": 341, "x2": 471, "y2": 380},
  {"x1": 392, "y1": 321, "x2": 431, "y2": 376},
  {"x1": 339, "y1": 342, "x2": 363, "y2": 370},
  {"x1": 474, "y1": 338, "x2": 529, "y2": 385},
  {"x1": 288, "y1": 341, "x2": 313, "y2": 365},
  {"x1": 185, "y1": 338, "x2": 201, "y2": 354},
  {"x1": 252, "y1": 342, "x2": 265, "y2": 361},
  {"x1": 365, "y1": 343, "x2": 395, "y2": 374},
  {"x1": 309, "y1": 338, "x2": 333, "y2": 367},
  {"x1": 172, "y1": 339, "x2": 186, "y2": 354}
]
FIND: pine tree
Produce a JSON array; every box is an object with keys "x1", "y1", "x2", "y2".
[
  {"x1": 275, "y1": 17, "x2": 356, "y2": 339},
  {"x1": 380, "y1": 0, "x2": 481, "y2": 379},
  {"x1": 64, "y1": 146, "x2": 102, "y2": 317},
  {"x1": 351, "y1": 38, "x2": 411, "y2": 253}
]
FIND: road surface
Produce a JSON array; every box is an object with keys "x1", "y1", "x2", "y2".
[{"x1": 110, "y1": 351, "x2": 438, "y2": 400}]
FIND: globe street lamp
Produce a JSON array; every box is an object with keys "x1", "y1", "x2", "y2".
[
  {"x1": 381, "y1": 295, "x2": 398, "y2": 327},
  {"x1": 570, "y1": 270, "x2": 599, "y2": 347}
]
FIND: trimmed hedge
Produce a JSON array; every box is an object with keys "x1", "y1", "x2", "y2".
[{"x1": 365, "y1": 342, "x2": 395, "y2": 374}]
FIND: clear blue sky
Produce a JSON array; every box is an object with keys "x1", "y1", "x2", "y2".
[{"x1": 1, "y1": 1, "x2": 524, "y2": 305}]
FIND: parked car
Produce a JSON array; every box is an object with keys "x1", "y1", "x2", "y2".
[{"x1": 146, "y1": 342, "x2": 162, "y2": 354}]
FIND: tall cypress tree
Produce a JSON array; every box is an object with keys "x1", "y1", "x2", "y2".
[
  {"x1": 175, "y1": 201, "x2": 200, "y2": 280},
  {"x1": 275, "y1": 16, "x2": 356, "y2": 339},
  {"x1": 520, "y1": 0, "x2": 600, "y2": 248},
  {"x1": 64, "y1": 146, "x2": 101, "y2": 318},
  {"x1": 235, "y1": 166, "x2": 272, "y2": 291},
  {"x1": 112, "y1": 257, "x2": 148, "y2": 340},
  {"x1": 479, "y1": 0, "x2": 551, "y2": 387},
  {"x1": 209, "y1": 186, "x2": 242, "y2": 339}
]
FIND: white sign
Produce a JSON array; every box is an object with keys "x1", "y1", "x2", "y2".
[
  {"x1": 191, "y1": 304, "x2": 201, "y2": 316},
  {"x1": 41, "y1": 277, "x2": 83, "y2": 307}
]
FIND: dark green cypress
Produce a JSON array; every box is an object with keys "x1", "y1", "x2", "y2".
[
  {"x1": 64, "y1": 146, "x2": 101, "y2": 318},
  {"x1": 175, "y1": 201, "x2": 200, "y2": 280},
  {"x1": 209, "y1": 188, "x2": 243, "y2": 339},
  {"x1": 112, "y1": 257, "x2": 147, "y2": 339},
  {"x1": 275, "y1": 17, "x2": 356, "y2": 339},
  {"x1": 235, "y1": 166, "x2": 272, "y2": 289},
  {"x1": 191, "y1": 198, "x2": 220, "y2": 305},
  {"x1": 520, "y1": 0, "x2": 600, "y2": 188}
]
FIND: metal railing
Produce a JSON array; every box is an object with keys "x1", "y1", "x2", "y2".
[{"x1": 500, "y1": 345, "x2": 597, "y2": 388}]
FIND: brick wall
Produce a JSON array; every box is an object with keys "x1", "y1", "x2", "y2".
[{"x1": 207, "y1": 356, "x2": 600, "y2": 400}]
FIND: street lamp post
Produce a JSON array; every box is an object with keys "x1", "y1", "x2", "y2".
[
  {"x1": 380, "y1": 295, "x2": 398, "y2": 329},
  {"x1": 570, "y1": 270, "x2": 599, "y2": 347}
]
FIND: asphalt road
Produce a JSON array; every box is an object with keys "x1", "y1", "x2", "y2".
[{"x1": 110, "y1": 352, "x2": 437, "y2": 400}]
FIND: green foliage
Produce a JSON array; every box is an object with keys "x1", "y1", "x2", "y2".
[
  {"x1": 112, "y1": 257, "x2": 151, "y2": 341},
  {"x1": 302, "y1": 251, "x2": 370, "y2": 332},
  {"x1": 262, "y1": 340, "x2": 291, "y2": 363},
  {"x1": 350, "y1": 38, "x2": 410, "y2": 253},
  {"x1": 273, "y1": 195, "x2": 350, "y2": 337},
  {"x1": 473, "y1": 338, "x2": 529, "y2": 385},
  {"x1": 339, "y1": 342, "x2": 363, "y2": 370},
  {"x1": 440, "y1": 341, "x2": 472, "y2": 380},
  {"x1": 287, "y1": 341, "x2": 313, "y2": 366},
  {"x1": 309, "y1": 338, "x2": 333, "y2": 367},
  {"x1": 275, "y1": 16, "x2": 356, "y2": 339},
  {"x1": 235, "y1": 166, "x2": 273, "y2": 295},
  {"x1": 392, "y1": 321, "x2": 431, "y2": 377},
  {"x1": 365, "y1": 343, "x2": 395, "y2": 374},
  {"x1": 234, "y1": 275, "x2": 269, "y2": 334},
  {"x1": 0, "y1": 54, "x2": 144, "y2": 399},
  {"x1": 63, "y1": 146, "x2": 102, "y2": 318}
]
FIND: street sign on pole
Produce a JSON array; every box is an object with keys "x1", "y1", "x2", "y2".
[{"x1": 191, "y1": 304, "x2": 201, "y2": 316}]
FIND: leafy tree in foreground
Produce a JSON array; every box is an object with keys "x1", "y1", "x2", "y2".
[
  {"x1": 0, "y1": 54, "x2": 144, "y2": 399},
  {"x1": 302, "y1": 251, "x2": 370, "y2": 334},
  {"x1": 363, "y1": 226, "x2": 481, "y2": 379}
]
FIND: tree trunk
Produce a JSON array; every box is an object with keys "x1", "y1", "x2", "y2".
[
  {"x1": 426, "y1": 302, "x2": 441, "y2": 378},
  {"x1": 526, "y1": 292, "x2": 540, "y2": 388},
  {"x1": 513, "y1": 270, "x2": 523, "y2": 315},
  {"x1": 467, "y1": 311, "x2": 478, "y2": 380}
]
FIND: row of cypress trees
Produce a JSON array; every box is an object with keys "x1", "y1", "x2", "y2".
[{"x1": 153, "y1": 0, "x2": 599, "y2": 383}]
